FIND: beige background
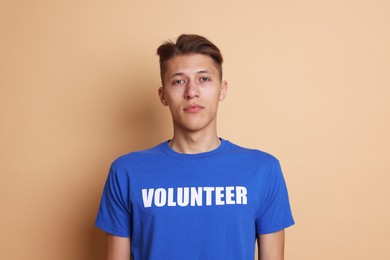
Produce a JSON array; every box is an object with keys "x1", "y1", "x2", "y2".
[{"x1": 1, "y1": 0, "x2": 389, "y2": 259}]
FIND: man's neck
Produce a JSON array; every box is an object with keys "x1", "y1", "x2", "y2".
[{"x1": 169, "y1": 131, "x2": 221, "y2": 154}]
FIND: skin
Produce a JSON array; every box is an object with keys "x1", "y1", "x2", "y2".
[
  {"x1": 106, "y1": 53, "x2": 285, "y2": 260},
  {"x1": 258, "y1": 230, "x2": 285, "y2": 260},
  {"x1": 158, "y1": 54, "x2": 228, "y2": 154},
  {"x1": 106, "y1": 234, "x2": 130, "y2": 260}
]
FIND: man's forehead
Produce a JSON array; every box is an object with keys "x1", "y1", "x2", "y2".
[{"x1": 165, "y1": 54, "x2": 218, "y2": 78}]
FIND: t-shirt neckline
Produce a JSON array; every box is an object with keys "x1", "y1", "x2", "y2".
[{"x1": 160, "y1": 138, "x2": 228, "y2": 160}]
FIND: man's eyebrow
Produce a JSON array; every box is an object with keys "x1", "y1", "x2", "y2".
[
  {"x1": 169, "y1": 72, "x2": 185, "y2": 79},
  {"x1": 197, "y1": 70, "x2": 211, "y2": 74},
  {"x1": 169, "y1": 70, "x2": 212, "y2": 79}
]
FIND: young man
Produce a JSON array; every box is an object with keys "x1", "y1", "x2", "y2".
[{"x1": 96, "y1": 34, "x2": 294, "y2": 260}]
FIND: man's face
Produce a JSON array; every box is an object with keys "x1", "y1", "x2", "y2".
[{"x1": 158, "y1": 54, "x2": 228, "y2": 134}]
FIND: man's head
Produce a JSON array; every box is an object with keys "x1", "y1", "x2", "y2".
[
  {"x1": 157, "y1": 34, "x2": 223, "y2": 85},
  {"x1": 156, "y1": 34, "x2": 228, "y2": 135}
]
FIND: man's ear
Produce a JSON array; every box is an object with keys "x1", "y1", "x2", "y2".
[
  {"x1": 219, "y1": 80, "x2": 228, "y2": 101},
  {"x1": 158, "y1": 87, "x2": 168, "y2": 106}
]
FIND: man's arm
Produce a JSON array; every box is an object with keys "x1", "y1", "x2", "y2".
[
  {"x1": 257, "y1": 229, "x2": 285, "y2": 260},
  {"x1": 106, "y1": 233, "x2": 131, "y2": 260}
]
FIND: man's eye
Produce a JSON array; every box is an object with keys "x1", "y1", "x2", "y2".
[
  {"x1": 200, "y1": 77, "x2": 210, "y2": 82},
  {"x1": 173, "y1": 80, "x2": 184, "y2": 85}
]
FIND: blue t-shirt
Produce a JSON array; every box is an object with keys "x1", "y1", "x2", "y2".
[{"x1": 96, "y1": 139, "x2": 294, "y2": 259}]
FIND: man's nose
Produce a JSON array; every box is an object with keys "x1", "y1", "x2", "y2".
[{"x1": 184, "y1": 80, "x2": 199, "y2": 99}]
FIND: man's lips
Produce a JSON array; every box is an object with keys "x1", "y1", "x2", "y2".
[{"x1": 183, "y1": 104, "x2": 205, "y2": 113}]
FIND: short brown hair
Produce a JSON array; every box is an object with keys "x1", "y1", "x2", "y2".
[{"x1": 157, "y1": 34, "x2": 223, "y2": 84}]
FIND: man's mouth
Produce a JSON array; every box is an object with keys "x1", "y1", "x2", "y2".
[{"x1": 184, "y1": 104, "x2": 205, "y2": 113}]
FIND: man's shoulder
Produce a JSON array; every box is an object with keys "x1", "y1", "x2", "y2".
[
  {"x1": 225, "y1": 139, "x2": 280, "y2": 164},
  {"x1": 110, "y1": 142, "x2": 166, "y2": 167}
]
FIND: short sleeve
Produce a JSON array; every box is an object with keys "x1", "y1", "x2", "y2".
[
  {"x1": 255, "y1": 159, "x2": 294, "y2": 234},
  {"x1": 95, "y1": 162, "x2": 132, "y2": 237}
]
